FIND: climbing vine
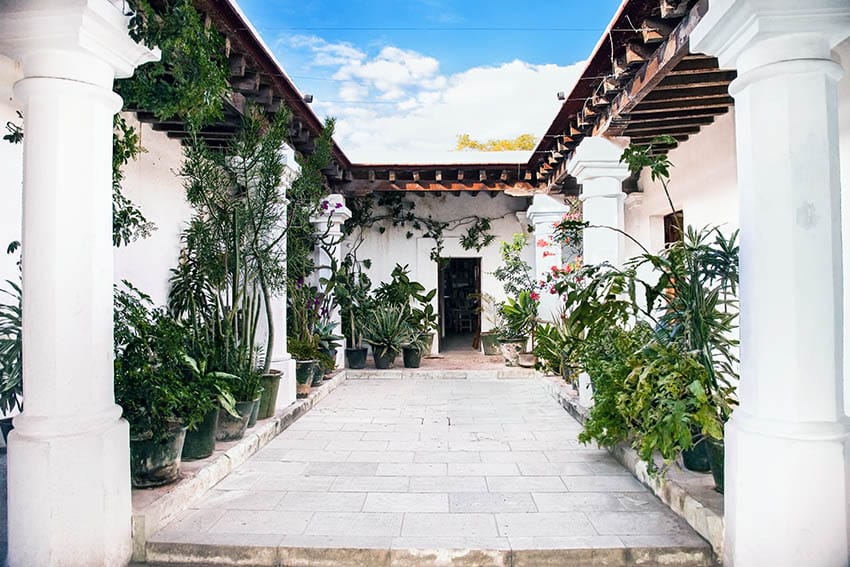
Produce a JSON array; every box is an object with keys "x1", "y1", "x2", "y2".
[{"x1": 344, "y1": 193, "x2": 499, "y2": 262}]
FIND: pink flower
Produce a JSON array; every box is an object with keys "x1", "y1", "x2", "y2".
[
  {"x1": 542, "y1": 251, "x2": 555, "y2": 258},
  {"x1": 536, "y1": 238, "x2": 549, "y2": 248},
  {"x1": 549, "y1": 286, "x2": 557, "y2": 295},
  {"x1": 530, "y1": 291, "x2": 540, "y2": 302}
]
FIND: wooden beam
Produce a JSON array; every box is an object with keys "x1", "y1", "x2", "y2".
[
  {"x1": 621, "y1": 115, "x2": 716, "y2": 129},
  {"x1": 625, "y1": 41, "x2": 654, "y2": 67},
  {"x1": 229, "y1": 53, "x2": 247, "y2": 77},
  {"x1": 231, "y1": 73, "x2": 260, "y2": 92},
  {"x1": 660, "y1": 0, "x2": 690, "y2": 19},
  {"x1": 630, "y1": 95, "x2": 734, "y2": 114},
  {"x1": 643, "y1": 84, "x2": 731, "y2": 101},
  {"x1": 342, "y1": 181, "x2": 534, "y2": 193},
  {"x1": 624, "y1": 124, "x2": 702, "y2": 136},
  {"x1": 641, "y1": 18, "x2": 674, "y2": 43},
  {"x1": 596, "y1": 0, "x2": 712, "y2": 137}
]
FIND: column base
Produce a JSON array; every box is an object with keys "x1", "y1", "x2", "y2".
[
  {"x1": 273, "y1": 355, "x2": 297, "y2": 409},
  {"x1": 724, "y1": 413, "x2": 850, "y2": 567},
  {"x1": 578, "y1": 372, "x2": 594, "y2": 408},
  {"x1": 8, "y1": 414, "x2": 132, "y2": 567}
]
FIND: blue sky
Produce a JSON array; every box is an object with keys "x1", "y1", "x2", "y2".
[{"x1": 236, "y1": 0, "x2": 623, "y2": 162}]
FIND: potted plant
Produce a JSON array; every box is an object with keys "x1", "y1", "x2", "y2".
[
  {"x1": 499, "y1": 291, "x2": 539, "y2": 367},
  {"x1": 473, "y1": 293, "x2": 502, "y2": 356},
  {"x1": 288, "y1": 336, "x2": 319, "y2": 398},
  {"x1": 363, "y1": 305, "x2": 410, "y2": 369},
  {"x1": 402, "y1": 327, "x2": 430, "y2": 369},
  {"x1": 315, "y1": 318, "x2": 343, "y2": 378},
  {"x1": 0, "y1": 277, "x2": 22, "y2": 443},
  {"x1": 114, "y1": 282, "x2": 201, "y2": 488},
  {"x1": 179, "y1": 352, "x2": 239, "y2": 460},
  {"x1": 325, "y1": 256, "x2": 371, "y2": 369}
]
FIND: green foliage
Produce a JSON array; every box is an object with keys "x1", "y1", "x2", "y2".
[
  {"x1": 344, "y1": 192, "x2": 499, "y2": 262},
  {"x1": 287, "y1": 118, "x2": 336, "y2": 282},
  {"x1": 499, "y1": 290, "x2": 538, "y2": 341},
  {"x1": 362, "y1": 305, "x2": 411, "y2": 359},
  {"x1": 0, "y1": 278, "x2": 22, "y2": 415},
  {"x1": 534, "y1": 313, "x2": 575, "y2": 379},
  {"x1": 322, "y1": 255, "x2": 373, "y2": 348},
  {"x1": 374, "y1": 264, "x2": 429, "y2": 306},
  {"x1": 455, "y1": 133, "x2": 537, "y2": 151},
  {"x1": 180, "y1": 353, "x2": 240, "y2": 420},
  {"x1": 3, "y1": 111, "x2": 23, "y2": 144},
  {"x1": 492, "y1": 233, "x2": 536, "y2": 297},
  {"x1": 113, "y1": 115, "x2": 155, "y2": 247},
  {"x1": 123, "y1": 0, "x2": 229, "y2": 130},
  {"x1": 114, "y1": 282, "x2": 202, "y2": 440}
]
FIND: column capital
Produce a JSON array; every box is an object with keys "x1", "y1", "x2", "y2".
[
  {"x1": 311, "y1": 194, "x2": 352, "y2": 235},
  {"x1": 0, "y1": 0, "x2": 159, "y2": 87},
  {"x1": 691, "y1": 0, "x2": 850, "y2": 73},
  {"x1": 567, "y1": 136, "x2": 631, "y2": 185},
  {"x1": 526, "y1": 194, "x2": 570, "y2": 229}
]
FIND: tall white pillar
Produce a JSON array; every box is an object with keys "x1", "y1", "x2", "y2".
[
  {"x1": 526, "y1": 194, "x2": 570, "y2": 321},
  {"x1": 692, "y1": 2, "x2": 850, "y2": 566},
  {"x1": 0, "y1": 1, "x2": 158, "y2": 565},
  {"x1": 270, "y1": 146, "x2": 300, "y2": 408},
  {"x1": 311, "y1": 194, "x2": 352, "y2": 369},
  {"x1": 568, "y1": 137, "x2": 631, "y2": 268}
]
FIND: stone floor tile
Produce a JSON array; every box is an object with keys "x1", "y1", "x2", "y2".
[
  {"x1": 194, "y1": 489, "x2": 285, "y2": 511},
  {"x1": 281, "y1": 449, "x2": 352, "y2": 462},
  {"x1": 586, "y1": 511, "x2": 692, "y2": 536},
  {"x1": 561, "y1": 475, "x2": 646, "y2": 493},
  {"x1": 264, "y1": 438, "x2": 330, "y2": 451},
  {"x1": 448, "y1": 463, "x2": 519, "y2": 476},
  {"x1": 516, "y1": 462, "x2": 594, "y2": 476},
  {"x1": 377, "y1": 463, "x2": 447, "y2": 476},
  {"x1": 305, "y1": 512, "x2": 404, "y2": 537},
  {"x1": 617, "y1": 532, "x2": 710, "y2": 547},
  {"x1": 156, "y1": 508, "x2": 227, "y2": 536},
  {"x1": 409, "y1": 476, "x2": 488, "y2": 493},
  {"x1": 209, "y1": 509, "x2": 313, "y2": 535},
  {"x1": 278, "y1": 534, "x2": 393, "y2": 549},
  {"x1": 277, "y1": 491, "x2": 366, "y2": 512},
  {"x1": 449, "y1": 492, "x2": 537, "y2": 513},
  {"x1": 414, "y1": 451, "x2": 481, "y2": 463},
  {"x1": 325, "y1": 440, "x2": 390, "y2": 452},
  {"x1": 486, "y1": 476, "x2": 566, "y2": 492},
  {"x1": 213, "y1": 470, "x2": 262, "y2": 491},
  {"x1": 238, "y1": 461, "x2": 310, "y2": 475},
  {"x1": 346, "y1": 451, "x2": 416, "y2": 463},
  {"x1": 331, "y1": 476, "x2": 411, "y2": 492},
  {"x1": 304, "y1": 430, "x2": 365, "y2": 441},
  {"x1": 251, "y1": 474, "x2": 336, "y2": 492},
  {"x1": 495, "y1": 512, "x2": 596, "y2": 537},
  {"x1": 304, "y1": 461, "x2": 379, "y2": 476},
  {"x1": 479, "y1": 451, "x2": 549, "y2": 464},
  {"x1": 402, "y1": 513, "x2": 498, "y2": 538},
  {"x1": 508, "y1": 534, "x2": 625, "y2": 550},
  {"x1": 531, "y1": 492, "x2": 626, "y2": 512},
  {"x1": 363, "y1": 431, "x2": 420, "y2": 441},
  {"x1": 363, "y1": 493, "x2": 449, "y2": 513}
]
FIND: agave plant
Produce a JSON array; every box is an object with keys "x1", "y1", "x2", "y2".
[{"x1": 362, "y1": 305, "x2": 411, "y2": 359}]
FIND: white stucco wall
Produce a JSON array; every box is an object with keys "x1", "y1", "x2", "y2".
[
  {"x1": 112, "y1": 115, "x2": 192, "y2": 305},
  {"x1": 623, "y1": 109, "x2": 740, "y2": 259},
  {"x1": 343, "y1": 191, "x2": 532, "y2": 340}
]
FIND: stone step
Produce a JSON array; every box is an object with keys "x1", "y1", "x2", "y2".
[{"x1": 141, "y1": 538, "x2": 716, "y2": 566}]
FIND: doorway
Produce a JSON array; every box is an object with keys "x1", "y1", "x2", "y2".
[{"x1": 438, "y1": 258, "x2": 481, "y2": 352}]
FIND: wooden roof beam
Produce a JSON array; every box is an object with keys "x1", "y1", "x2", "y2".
[
  {"x1": 660, "y1": 0, "x2": 690, "y2": 19},
  {"x1": 641, "y1": 18, "x2": 674, "y2": 44}
]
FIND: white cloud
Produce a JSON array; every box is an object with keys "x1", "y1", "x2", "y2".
[{"x1": 276, "y1": 36, "x2": 585, "y2": 163}]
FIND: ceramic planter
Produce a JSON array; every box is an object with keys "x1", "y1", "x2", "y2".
[
  {"x1": 130, "y1": 425, "x2": 187, "y2": 488},
  {"x1": 246, "y1": 396, "x2": 261, "y2": 428},
  {"x1": 345, "y1": 347, "x2": 367, "y2": 369},
  {"x1": 681, "y1": 433, "x2": 711, "y2": 473},
  {"x1": 0, "y1": 416, "x2": 13, "y2": 445},
  {"x1": 372, "y1": 345, "x2": 398, "y2": 369},
  {"x1": 705, "y1": 437, "x2": 724, "y2": 493},
  {"x1": 402, "y1": 346, "x2": 422, "y2": 368},
  {"x1": 498, "y1": 338, "x2": 526, "y2": 367},
  {"x1": 480, "y1": 332, "x2": 501, "y2": 356},
  {"x1": 311, "y1": 363, "x2": 324, "y2": 387},
  {"x1": 295, "y1": 360, "x2": 314, "y2": 398},
  {"x1": 517, "y1": 352, "x2": 537, "y2": 368},
  {"x1": 215, "y1": 400, "x2": 253, "y2": 441},
  {"x1": 181, "y1": 406, "x2": 219, "y2": 461},
  {"x1": 257, "y1": 370, "x2": 281, "y2": 419}
]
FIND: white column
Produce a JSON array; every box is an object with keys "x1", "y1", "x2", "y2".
[
  {"x1": 526, "y1": 194, "x2": 570, "y2": 321},
  {"x1": 0, "y1": 2, "x2": 158, "y2": 565},
  {"x1": 311, "y1": 194, "x2": 352, "y2": 369},
  {"x1": 271, "y1": 146, "x2": 300, "y2": 408},
  {"x1": 692, "y1": 2, "x2": 850, "y2": 566},
  {"x1": 568, "y1": 137, "x2": 630, "y2": 268}
]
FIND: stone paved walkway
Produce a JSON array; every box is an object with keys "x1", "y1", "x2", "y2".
[{"x1": 147, "y1": 376, "x2": 713, "y2": 566}]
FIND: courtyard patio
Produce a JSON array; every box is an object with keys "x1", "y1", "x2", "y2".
[{"x1": 143, "y1": 374, "x2": 713, "y2": 566}]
